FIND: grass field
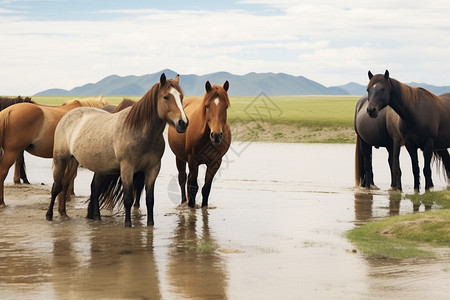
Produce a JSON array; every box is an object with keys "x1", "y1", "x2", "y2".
[
  {"x1": 347, "y1": 190, "x2": 450, "y2": 259},
  {"x1": 29, "y1": 95, "x2": 360, "y2": 143}
]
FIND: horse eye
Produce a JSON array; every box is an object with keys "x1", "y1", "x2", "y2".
[{"x1": 163, "y1": 96, "x2": 169, "y2": 101}]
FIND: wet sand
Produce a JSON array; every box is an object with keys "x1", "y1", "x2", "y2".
[{"x1": 0, "y1": 142, "x2": 449, "y2": 299}]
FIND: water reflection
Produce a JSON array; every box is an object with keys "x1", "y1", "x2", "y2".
[
  {"x1": 354, "y1": 190, "x2": 401, "y2": 223},
  {"x1": 50, "y1": 223, "x2": 161, "y2": 299},
  {"x1": 167, "y1": 209, "x2": 228, "y2": 299}
]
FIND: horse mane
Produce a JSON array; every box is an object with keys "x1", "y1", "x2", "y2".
[
  {"x1": 63, "y1": 95, "x2": 110, "y2": 108},
  {"x1": 0, "y1": 96, "x2": 34, "y2": 110},
  {"x1": 124, "y1": 83, "x2": 160, "y2": 130},
  {"x1": 124, "y1": 79, "x2": 180, "y2": 130}
]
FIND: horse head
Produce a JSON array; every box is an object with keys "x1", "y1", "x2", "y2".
[
  {"x1": 366, "y1": 70, "x2": 391, "y2": 118},
  {"x1": 157, "y1": 73, "x2": 189, "y2": 133},
  {"x1": 203, "y1": 80, "x2": 230, "y2": 144}
]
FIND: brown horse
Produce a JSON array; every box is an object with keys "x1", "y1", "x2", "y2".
[
  {"x1": 168, "y1": 81, "x2": 231, "y2": 208},
  {"x1": 0, "y1": 96, "x2": 110, "y2": 207},
  {"x1": 47, "y1": 74, "x2": 188, "y2": 227},
  {"x1": 367, "y1": 70, "x2": 450, "y2": 191},
  {"x1": 354, "y1": 95, "x2": 404, "y2": 190},
  {"x1": 0, "y1": 96, "x2": 35, "y2": 185}
]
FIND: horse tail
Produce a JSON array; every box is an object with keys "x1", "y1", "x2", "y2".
[
  {"x1": 0, "y1": 109, "x2": 11, "y2": 161},
  {"x1": 355, "y1": 136, "x2": 364, "y2": 187},
  {"x1": 98, "y1": 173, "x2": 145, "y2": 210},
  {"x1": 433, "y1": 149, "x2": 450, "y2": 180}
]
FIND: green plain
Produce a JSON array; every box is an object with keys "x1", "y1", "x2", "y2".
[{"x1": 29, "y1": 95, "x2": 358, "y2": 127}]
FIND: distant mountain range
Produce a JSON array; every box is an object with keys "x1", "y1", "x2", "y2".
[{"x1": 34, "y1": 69, "x2": 450, "y2": 97}]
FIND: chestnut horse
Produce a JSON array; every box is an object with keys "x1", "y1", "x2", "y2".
[
  {"x1": 168, "y1": 81, "x2": 231, "y2": 208},
  {"x1": 354, "y1": 95, "x2": 404, "y2": 190},
  {"x1": 0, "y1": 96, "x2": 35, "y2": 184},
  {"x1": 0, "y1": 96, "x2": 110, "y2": 207},
  {"x1": 367, "y1": 70, "x2": 450, "y2": 191},
  {"x1": 47, "y1": 74, "x2": 188, "y2": 227}
]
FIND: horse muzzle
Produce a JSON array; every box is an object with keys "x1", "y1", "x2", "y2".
[
  {"x1": 367, "y1": 106, "x2": 379, "y2": 118},
  {"x1": 210, "y1": 132, "x2": 223, "y2": 144},
  {"x1": 175, "y1": 118, "x2": 189, "y2": 133}
]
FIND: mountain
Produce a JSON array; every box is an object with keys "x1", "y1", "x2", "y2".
[
  {"x1": 34, "y1": 69, "x2": 348, "y2": 96},
  {"x1": 34, "y1": 69, "x2": 450, "y2": 96}
]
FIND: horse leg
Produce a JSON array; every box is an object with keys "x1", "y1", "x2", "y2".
[
  {"x1": 437, "y1": 149, "x2": 450, "y2": 181},
  {"x1": 46, "y1": 156, "x2": 70, "y2": 221},
  {"x1": 144, "y1": 162, "x2": 161, "y2": 226},
  {"x1": 392, "y1": 138, "x2": 402, "y2": 191},
  {"x1": 176, "y1": 157, "x2": 187, "y2": 204},
  {"x1": 405, "y1": 142, "x2": 420, "y2": 192},
  {"x1": 422, "y1": 141, "x2": 434, "y2": 191},
  {"x1": 359, "y1": 138, "x2": 374, "y2": 188},
  {"x1": 14, "y1": 151, "x2": 29, "y2": 184},
  {"x1": 0, "y1": 150, "x2": 19, "y2": 206},
  {"x1": 133, "y1": 172, "x2": 145, "y2": 209},
  {"x1": 56, "y1": 158, "x2": 78, "y2": 218},
  {"x1": 66, "y1": 158, "x2": 78, "y2": 198},
  {"x1": 87, "y1": 173, "x2": 103, "y2": 220},
  {"x1": 187, "y1": 160, "x2": 199, "y2": 208},
  {"x1": 120, "y1": 166, "x2": 135, "y2": 227},
  {"x1": 202, "y1": 159, "x2": 222, "y2": 207}
]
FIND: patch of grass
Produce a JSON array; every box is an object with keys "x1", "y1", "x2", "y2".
[
  {"x1": 347, "y1": 209, "x2": 450, "y2": 259},
  {"x1": 187, "y1": 240, "x2": 218, "y2": 253}
]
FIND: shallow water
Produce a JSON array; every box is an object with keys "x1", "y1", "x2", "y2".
[{"x1": 0, "y1": 142, "x2": 449, "y2": 299}]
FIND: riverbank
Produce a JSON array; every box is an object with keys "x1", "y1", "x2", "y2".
[{"x1": 230, "y1": 121, "x2": 356, "y2": 143}]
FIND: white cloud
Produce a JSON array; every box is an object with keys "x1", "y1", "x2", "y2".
[{"x1": 1, "y1": 2, "x2": 450, "y2": 95}]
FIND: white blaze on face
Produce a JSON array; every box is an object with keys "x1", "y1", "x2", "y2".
[
  {"x1": 169, "y1": 87, "x2": 187, "y2": 123},
  {"x1": 214, "y1": 98, "x2": 220, "y2": 106}
]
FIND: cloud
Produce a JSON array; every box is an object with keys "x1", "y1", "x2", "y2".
[{"x1": 1, "y1": 1, "x2": 450, "y2": 95}]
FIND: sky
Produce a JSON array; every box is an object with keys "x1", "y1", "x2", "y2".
[{"x1": 1, "y1": 0, "x2": 450, "y2": 95}]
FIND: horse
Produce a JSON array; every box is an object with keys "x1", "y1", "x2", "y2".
[
  {"x1": 354, "y1": 95, "x2": 404, "y2": 190},
  {"x1": 101, "y1": 98, "x2": 136, "y2": 113},
  {"x1": 367, "y1": 70, "x2": 450, "y2": 192},
  {"x1": 46, "y1": 73, "x2": 188, "y2": 227},
  {"x1": 0, "y1": 96, "x2": 110, "y2": 207},
  {"x1": 0, "y1": 96, "x2": 35, "y2": 185},
  {"x1": 168, "y1": 80, "x2": 231, "y2": 208}
]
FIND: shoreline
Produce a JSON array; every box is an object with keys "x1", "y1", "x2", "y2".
[{"x1": 229, "y1": 121, "x2": 356, "y2": 144}]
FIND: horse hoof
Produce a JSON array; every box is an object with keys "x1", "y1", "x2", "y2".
[
  {"x1": 46, "y1": 215, "x2": 53, "y2": 221},
  {"x1": 124, "y1": 221, "x2": 132, "y2": 228}
]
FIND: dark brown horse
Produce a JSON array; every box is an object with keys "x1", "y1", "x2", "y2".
[
  {"x1": 0, "y1": 96, "x2": 35, "y2": 184},
  {"x1": 367, "y1": 70, "x2": 450, "y2": 192},
  {"x1": 168, "y1": 81, "x2": 231, "y2": 208},
  {"x1": 354, "y1": 95, "x2": 404, "y2": 190},
  {"x1": 47, "y1": 74, "x2": 188, "y2": 227}
]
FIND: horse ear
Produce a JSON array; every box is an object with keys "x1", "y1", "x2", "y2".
[
  {"x1": 223, "y1": 80, "x2": 229, "y2": 92},
  {"x1": 205, "y1": 81, "x2": 212, "y2": 92},
  {"x1": 174, "y1": 74, "x2": 180, "y2": 84},
  {"x1": 160, "y1": 73, "x2": 167, "y2": 86},
  {"x1": 368, "y1": 71, "x2": 373, "y2": 80},
  {"x1": 384, "y1": 70, "x2": 389, "y2": 79}
]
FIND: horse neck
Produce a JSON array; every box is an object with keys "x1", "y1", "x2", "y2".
[{"x1": 389, "y1": 79, "x2": 414, "y2": 123}]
